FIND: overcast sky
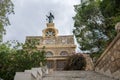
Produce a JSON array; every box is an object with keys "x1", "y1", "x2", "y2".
[{"x1": 3, "y1": 0, "x2": 80, "y2": 49}]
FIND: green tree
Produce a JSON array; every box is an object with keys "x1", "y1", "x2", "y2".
[
  {"x1": 100, "y1": 0, "x2": 120, "y2": 40},
  {"x1": 73, "y1": 0, "x2": 120, "y2": 58},
  {"x1": 0, "y1": 42, "x2": 15, "y2": 80},
  {"x1": 0, "y1": 0, "x2": 14, "y2": 41},
  {"x1": 73, "y1": 0, "x2": 108, "y2": 54},
  {"x1": 0, "y1": 40, "x2": 46, "y2": 80}
]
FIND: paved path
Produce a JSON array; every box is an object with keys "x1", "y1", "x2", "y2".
[{"x1": 43, "y1": 71, "x2": 117, "y2": 80}]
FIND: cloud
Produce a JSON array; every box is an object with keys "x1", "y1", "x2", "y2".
[{"x1": 3, "y1": 0, "x2": 80, "y2": 43}]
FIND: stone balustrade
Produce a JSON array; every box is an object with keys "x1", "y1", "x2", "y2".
[{"x1": 14, "y1": 66, "x2": 48, "y2": 80}]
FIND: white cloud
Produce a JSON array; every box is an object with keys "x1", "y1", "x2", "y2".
[{"x1": 3, "y1": 0, "x2": 80, "y2": 43}]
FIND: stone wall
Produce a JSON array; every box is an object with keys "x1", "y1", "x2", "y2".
[
  {"x1": 26, "y1": 35, "x2": 76, "y2": 56},
  {"x1": 95, "y1": 23, "x2": 120, "y2": 80},
  {"x1": 82, "y1": 54, "x2": 94, "y2": 70}
]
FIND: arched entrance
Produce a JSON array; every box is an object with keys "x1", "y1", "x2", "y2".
[
  {"x1": 55, "y1": 51, "x2": 69, "y2": 70},
  {"x1": 46, "y1": 51, "x2": 54, "y2": 69}
]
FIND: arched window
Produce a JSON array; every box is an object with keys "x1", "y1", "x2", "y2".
[
  {"x1": 60, "y1": 51, "x2": 68, "y2": 56},
  {"x1": 46, "y1": 51, "x2": 53, "y2": 57}
]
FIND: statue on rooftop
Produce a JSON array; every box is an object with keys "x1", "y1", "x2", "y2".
[{"x1": 46, "y1": 12, "x2": 54, "y2": 23}]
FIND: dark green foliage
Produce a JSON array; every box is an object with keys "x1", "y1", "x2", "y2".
[
  {"x1": 90, "y1": 52, "x2": 102, "y2": 63},
  {"x1": 100, "y1": 0, "x2": 120, "y2": 40},
  {"x1": 0, "y1": 40, "x2": 46, "y2": 80},
  {"x1": 64, "y1": 54, "x2": 86, "y2": 70},
  {"x1": 100, "y1": 0, "x2": 120, "y2": 18},
  {"x1": 73, "y1": 0, "x2": 108, "y2": 53},
  {"x1": 73, "y1": 0, "x2": 119, "y2": 55},
  {"x1": 0, "y1": 0, "x2": 14, "y2": 41},
  {"x1": 23, "y1": 38, "x2": 40, "y2": 49}
]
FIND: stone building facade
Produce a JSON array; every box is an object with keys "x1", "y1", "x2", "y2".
[
  {"x1": 95, "y1": 22, "x2": 120, "y2": 80},
  {"x1": 25, "y1": 23, "x2": 76, "y2": 70}
]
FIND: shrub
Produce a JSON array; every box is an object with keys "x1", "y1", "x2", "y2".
[{"x1": 64, "y1": 54, "x2": 86, "y2": 70}]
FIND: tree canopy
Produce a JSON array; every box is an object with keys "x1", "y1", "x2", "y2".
[
  {"x1": 100, "y1": 0, "x2": 120, "y2": 39},
  {"x1": 0, "y1": 40, "x2": 46, "y2": 80},
  {"x1": 73, "y1": 0, "x2": 119, "y2": 55},
  {"x1": 0, "y1": 1, "x2": 47, "y2": 80},
  {"x1": 0, "y1": 0, "x2": 14, "y2": 41}
]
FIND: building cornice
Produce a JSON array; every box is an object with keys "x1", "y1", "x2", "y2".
[{"x1": 37, "y1": 44, "x2": 76, "y2": 49}]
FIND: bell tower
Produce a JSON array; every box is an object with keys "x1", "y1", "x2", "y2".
[
  {"x1": 42, "y1": 12, "x2": 58, "y2": 37},
  {"x1": 42, "y1": 23, "x2": 58, "y2": 37}
]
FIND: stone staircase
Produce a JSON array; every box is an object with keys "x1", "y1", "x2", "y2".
[{"x1": 43, "y1": 71, "x2": 117, "y2": 80}]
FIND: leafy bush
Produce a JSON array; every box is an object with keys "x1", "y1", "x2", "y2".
[
  {"x1": 0, "y1": 41, "x2": 46, "y2": 80},
  {"x1": 64, "y1": 54, "x2": 86, "y2": 70}
]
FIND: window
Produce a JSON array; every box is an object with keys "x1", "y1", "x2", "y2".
[
  {"x1": 56, "y1": 60, "x2": 67, "y2": 70},
  {"x1": 60, "y1": 51, "x2": 68, "y2": 56},
  {"x1": 46, "y1": 51, "x2": 53, "y2": 57},
  {"x1": 47, "y1": 61, "x2": 54, "y2": 68}
]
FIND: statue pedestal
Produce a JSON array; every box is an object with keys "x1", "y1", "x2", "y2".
[{"x1": 47, "y1": 23, "x2": 55, "y2": 28}]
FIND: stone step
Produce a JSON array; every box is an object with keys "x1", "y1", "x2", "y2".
[{"x1": 43, "y1": 71, "x2": 116, "y2": 80}]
